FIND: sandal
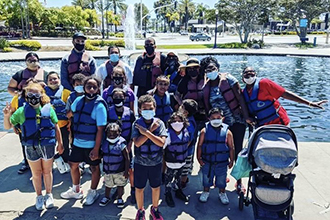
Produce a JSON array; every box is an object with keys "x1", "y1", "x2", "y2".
[{"x1": 116, "y1": 198, "x2": 124, "y2": 209}]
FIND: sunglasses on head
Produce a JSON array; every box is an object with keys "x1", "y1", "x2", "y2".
[{"x1": 27, "y1": 92, "x2": 41, "y2": 98}]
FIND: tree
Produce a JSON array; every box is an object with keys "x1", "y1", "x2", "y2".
[
  {"x1": 215, "y1": 0, "x2": 277, "y2": 43},
  {"x1": 194, "y1": 3, "x2": 209, "y2": 24},
  {"x1": 71, "y1": 0, "x2": 89, "y2": 9},
  {"x1": 61, "y1": 6, "x2": 89, "y2": 31},
  {"x1": 178, "y1": 0, "x2": 195, "y2": 31},
  {"x1": 134, "y1": 2, "x2": 149, "y2": 30},
  {"x1": 154, "y1": 0, "x2": 176, "y2": 32},
  {"x1": 85, "y1": 8, "x2": 99, "y2": 27},
  {"x1": 107, "y1": 0, "x2": 127, "y2": 32}
]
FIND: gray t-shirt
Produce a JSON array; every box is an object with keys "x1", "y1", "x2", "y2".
[{"x1": 132, "y1": 118, "x2": 167, "y2": 166}]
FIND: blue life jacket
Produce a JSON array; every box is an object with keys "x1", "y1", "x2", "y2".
[
  {"x1": 105, "y1": 86, "x2": 130, "y2": 108},
  {"x1": 243, "y1": 78, "x2": 280, "y2": 126},
  {"x1": 73, "y1": 95, "x2": 107, "y2": 141},
  {"x1": 134, "y1": 118, "x2": 163, "y2": 158},
  {"x1": 102, "y1": 137, "x2": 126, "y2": 174},
  {"x1": 154, "y1": 92, "x2": 173, "y2": 124},
  {"x1": 18, "y1": 96, "x2": 26, "y2": 108},
  {"x1": 108, "y1": 106, "x2": 132, "y2": 142},
  {"x1": 165, "y1": 128, "x2": 189, "y2": 163},
  {"x1": 202, "y1": 122, "x2": 229, "y2": 165},
  {"x1": 21, "y1": 104, "x2": 56, "y2": 147},
  {"x1": 68, "y1": 91, "x2": 79, "y2": 104},
  {"x1": 45, "y1": 86, "x2": 67, "y2": 121},
  {"x1": 165, "y1": 69, "x2": 179, "y2": 93}
]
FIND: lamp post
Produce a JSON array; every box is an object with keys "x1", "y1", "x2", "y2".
[{"x1": 213, "y1": 9, "x2": 218, "y2": 49}]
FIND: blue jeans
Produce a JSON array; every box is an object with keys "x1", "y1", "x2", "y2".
[{"x1": 201, "y1": 162, "x2": 227, "y2": 189}]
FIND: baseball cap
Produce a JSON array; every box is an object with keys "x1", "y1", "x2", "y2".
[{"x1": 73, "y1": 32, "x2": 87, "y2": 40}]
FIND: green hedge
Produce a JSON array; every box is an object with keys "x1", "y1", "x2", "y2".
[
  {"x1": 217, "y1": 42, "x2": 248, "y2": 49},
  {"x1": 0, "y1": 38, "x2": 10, "y2": 49},
  {"x1": 115, "y1": 32, "x2": 124, "y2": 38},
  {"x1": 87, "y1": 39, "x2": 125, "y2": 47},
  {"x1": 10, "y1": 40, "x2": 42, "y2": 51}
]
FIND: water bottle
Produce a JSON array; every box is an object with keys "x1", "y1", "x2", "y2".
[{"x1": 54, "y1": 154, "x2": 70, "y2": 174}]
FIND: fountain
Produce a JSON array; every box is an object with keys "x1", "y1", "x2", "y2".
[{"x1": 124, "y1": 4, "x2": 136, "y2": 50}]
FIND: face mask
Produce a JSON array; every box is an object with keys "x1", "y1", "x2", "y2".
[
  {"x1": 85, "y1": 93, "x2": 97, "y2": 100},
  {"x1": 26, "y1": 62, "x2": 39, "y2": 70},
  {"x1": 27, "y1": 95, "x2": 41, "y2": 107},
  {"x1": 74, "y1": 85, "x2": 84, "y2": 93},
  {"x1": 207, "y1": 71, "x2": 218, "y2": 81},
  {"x1": 141, "y1": 110, "x2": 155, "y2": 120},
  {"x1": 74, "y1": 43, "x2": 85, "y2": 51},
  {"x1": 113, "y1": 77, "x2": 124, "y2": 85},
  {"x1": 145, "y1": 46, "x2": 155, "y2": 56},
  {"x1": 244, "y1": 76, "x2": 257, "y2": 85},
  {"x1": 48, "y1": 84, "x2": 60, "y2": 90},
  {"x1": 187, "y1": 69, "x2": 199, "y2": 78},
  {"x1": 109, "y1": 54, "x2": 120, "y2": 63},
  {"x1": 107, "y1": 137, "x2": 120, "y2": 144},
  {"x1": 113, "y1": 98, "x2": 124, "y2": 107},
  {"x1": 210, "y1": 119, "x2": 222, "y2": 127},
  {"x1": 171, "y1": 122, "x2": 184, "y2": 132}
]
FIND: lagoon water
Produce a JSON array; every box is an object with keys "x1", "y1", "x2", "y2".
[{"x1": 0, "y1": 55, "x2": 329, "y2": 142}]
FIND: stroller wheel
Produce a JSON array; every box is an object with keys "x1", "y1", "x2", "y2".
[{"x1": 238, "y1": 191, "x2": 244, "y2": 210}]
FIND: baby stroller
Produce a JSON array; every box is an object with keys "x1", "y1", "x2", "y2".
[{"x1": 239, "y1": 125, "x2": 298, "y2": 220}]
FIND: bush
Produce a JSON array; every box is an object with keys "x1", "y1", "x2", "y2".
[
  {"x1": 217, "y1": 42, "x2": 248, "y2": 49},
  {"x1": 247, "y1": 38, "x2": 264, "y2": 48},
  {"x1": 1, "y1": 47, "x2": 12, "y2": 52},
  {"x1": 10, "y1": 40, "x2": 42, "y2": 51},
  {"x1": 87, "y1": 39, "x2": 125, "y2": 48},
  {"x1": 115, "y1": 32, "x2": 124, "y2": 38},
  {"x1": 85, "y1": 40, "x2": 100, "y2": 51},
  {"x1": 0, "y1": 38, "x2": 10, "y2": 49}
]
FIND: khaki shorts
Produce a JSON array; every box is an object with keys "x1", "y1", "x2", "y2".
[{"x1": 104, "y1": 172, "x2": 128, "y2": 188}]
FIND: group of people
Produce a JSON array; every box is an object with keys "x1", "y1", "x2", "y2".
[{"x1": 3, "y1": 32, "x2": 327, "y2": 220}]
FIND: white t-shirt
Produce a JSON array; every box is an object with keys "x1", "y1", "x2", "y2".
[{"x1": 164, "y1": 131, "x2": 186, "y2": 169}]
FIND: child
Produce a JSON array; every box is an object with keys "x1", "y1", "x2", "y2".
[
  {"x1": 197, "y1": 107, "x2": 234, "y2": 205},
  {"x1": 108, "y1": 88, "x2": 136, "y2": 203},
  {"x1": 3, "y1": 82, "x2": 63, "y2": 210},
  {"x1": 102, "y1": 66, "x2": 135, "y2": 112},
  {"x1": 178, "y1": 99, "x2": 198, "y2": 188},
  {"x1": 61, "y1": 76, "x2": 108, "y2": 206},
  {"x1": 99, "y1": 122, "x2": 129, "y2": 208},
  {"x1": 164, "y1": 112, "x2": 190, "y2": 207},
  {"x1": 44, "y1": 71, "x2": 71, "y2": 165},
  {"x1": 66, "y1": 73, "x2": 86, "y2": 115},
  {"x1": 132, "y1": 95, "x2": 167, "y2": 220}
]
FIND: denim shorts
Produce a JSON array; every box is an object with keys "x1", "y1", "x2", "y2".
[
  {"x1": 201, "y1": 162, "x2": 228, "y2": 189},
  {"x1": 25, "y1": 145, "x2": 55, "y2": 162},
  {"x1": 134, "y1": 163, "x2": 162, "y2": 189}
]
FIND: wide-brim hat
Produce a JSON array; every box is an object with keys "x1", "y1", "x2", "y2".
[
  {"x1": 185, "y1": 57, "x2": 200, "y2": 68},
  {"x1": 167, "y1": 50, "x2": 179, "y2": 58},
  {"x1": 73, "y1": 32, "x2": 87, "y2": 40}
]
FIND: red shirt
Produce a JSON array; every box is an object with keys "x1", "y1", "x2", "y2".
[{"x1": 247, "y1": 78, "x2": 290, "y2": 125}]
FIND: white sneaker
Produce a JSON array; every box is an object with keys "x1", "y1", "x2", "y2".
[
  {"x1": 35, "y1": 195, "x2": 44, "y2": 210},
  {"x1": 83, "y1": 189, "x2": 99, "y2": 206},
  {"x1": 44, "y1": 193, "x2": 54, "y2": 209},
  {"x1": 60, "y1": 187, "x2": 83, "y2": 199},
  {"x1": 219, "y1": 192, "x2": 229, "y2": 205},
  {"x1": 199, "y1": 191, "x2": 210, "y2": 203}
]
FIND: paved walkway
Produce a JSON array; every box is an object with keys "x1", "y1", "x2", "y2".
[{"x1": 0, "y1": 132, "x2": 330, "y2": 220}]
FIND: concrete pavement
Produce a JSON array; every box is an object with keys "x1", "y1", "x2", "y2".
[{"x1": 0, "y1": 132, "x2": 330, "y2": 220}]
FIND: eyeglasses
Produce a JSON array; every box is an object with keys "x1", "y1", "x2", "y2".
[
  {"x1": 157, "y1": 82, "x2": 169, "y2": 86},
  {"x1": 26, "y1": 60, "x2": 38, "y2": 63},
  {"x1": 86, "y1": 85, "x2": 98, "y2": 90},
  {"x1": 27, "y1": 92, "x2": 41, "y2": 98}
]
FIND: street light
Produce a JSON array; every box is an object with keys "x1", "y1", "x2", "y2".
[{"x1": 213, "y1": 9, "x2": 218, "y2": 49}]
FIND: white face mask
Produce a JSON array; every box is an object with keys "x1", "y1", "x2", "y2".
[
  {"x1": 171, "y1": 122, "x2": 184, "y2": 132},
  {"x1": 210, "y1": 119, "x2": 222, "y2": 127},
  {"x1": 206, "y1": 71, "x2": 218, "y2": 81},
  {"x1": 107, "y1": 137, "x2": 120, "y2": 144},
  {"x1": 244, "y1": 76, "x2": 256, "y2": 85}
]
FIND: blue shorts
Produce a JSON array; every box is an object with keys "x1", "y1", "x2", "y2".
[
  {"x1": 201, "y1": 162, "x2": 227, "y2": 189},
  {"x1": 134, "y1": 163, "x2": 162, "y2": 189}
]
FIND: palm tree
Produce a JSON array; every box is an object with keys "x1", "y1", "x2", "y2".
[
  {"x1": 107, "y1": 0, "x2": 127, "y2": 32},
  {"x1": 179, "y1": 0, "x2": 195, "y2": 31},
  {"x1": 72, "y1": 0, "x2": 89, "y2": 9},
  {"x1": 195, "y1": 3, "x2": 209, "y2": 24}
]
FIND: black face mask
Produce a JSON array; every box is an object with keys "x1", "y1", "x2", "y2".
[
  {"x1": 27, "y1": 95, "x2": 41, "y2": 106},
  {"x1": 145, "y1": 46, "x2": 155, "y2": 56},
  {"x1": 74, "y1": 43, "x2": 85, "y2": 51},
  {"x1": 187, "y1": 69, "x2": 199, "y2": 78},
  {"x1": 113, "y1": 98, "x2": 124, "y2": 105},
  {"x1": 85, "y1": 93, "x2": 97, "y2": 100},
  {"x1": 113, "y1": 77, "x2": 124, "y2": 85}
]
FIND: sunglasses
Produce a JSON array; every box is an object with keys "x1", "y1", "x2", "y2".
[
  {"x1": 27, "y1": 92, "x2": 41, "y2": 98},
  {"x1": 86, "y1": 85, "x2": 98, "y2": 90},
  {"x1": 26, "y1": 60, "x2": 38, "y2": 63}
]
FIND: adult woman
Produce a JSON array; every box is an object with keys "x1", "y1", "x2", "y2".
[
  {"x1": 200, "y1": 56, "x2": 251, "y2": 193},
  {"x1": 7, "y1": 52, "x2": 47, "y2": 96}
]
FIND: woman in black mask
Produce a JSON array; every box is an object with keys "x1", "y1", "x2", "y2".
[{"x1": 164, "y1": 51, "x2": 182, "y2": 93}]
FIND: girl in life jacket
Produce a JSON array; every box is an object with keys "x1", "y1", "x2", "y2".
[
  {"x1": 99, "y1": 122, "x2": 129, "y2": 208},
  {"x1": 3, "y1": 82, "x2": 63, "y2": 210},
  {"x1": 45, "y1": 72, "x2": 71, "y2": 164},
  {"x1": 197, "y1": 107, "x2": 234, "y2": 205},
  {"x1": 163, "y1": 112, "x2": 190, "y2": 207},
  {"x1": 102, "y1": 66, "x2": 135, "y2": 113}
]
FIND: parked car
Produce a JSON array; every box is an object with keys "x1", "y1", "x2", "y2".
[
  {"x1": 180, "y1": 30, "x2": 188, "y2": 35},
  {"x1": 189, "y1": 33, "x2": 211, "y2": 41}
]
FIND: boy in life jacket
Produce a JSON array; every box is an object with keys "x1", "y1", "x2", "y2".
[
  {"x1": 178, "y1": 99, "x2": 198, "y2": 188},
  {"x1": 61, "y1": 76, "x2": 108, "y2": 206},
  {"x1": 197, "y1": 107, "x2": 234, "y2": 205},
  {"x1": 108, "y1": 88, "x2": 136, "y2": 204},
  {"x1": 66, "y1": 73, "x2": 87, "y2": 115},
  {"x1": 99, "y1": 122, "x2": 129, "y2": 208},
  {"x1": 102, "y1": 66, "x2": 135, "y2": 113},
  {"x1": 45, "y1": 72, "x2": 71, "y2": 166},
  {"x1": 132, "y1": 95, "x2": 167, "y2": 220},
  {"x1": 3, "y1": 82, "x2": 63, "y2": 210},
  {"x1": 164, "y1": 112, "x2": 190, "y2": 207}
]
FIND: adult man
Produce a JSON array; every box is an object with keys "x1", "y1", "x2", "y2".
[
  {"x1": 60, "y1": 32, "x2": 96, "y2": 91},
  {"x1": 95, "y1": 46, "x2": 133, "y2": 91},
  {"x1": 133, "y1": 37, "x2": 166, "y2": 97}
]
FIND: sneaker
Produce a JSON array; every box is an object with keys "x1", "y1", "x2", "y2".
[
  {"x1": 18, "y1": 164, "x2": 29, "y2": 174},
  {"x1": 150, "y1": 206, "x2": 164, "y2": 220},
  {"x1": 35, "y1": 195, "x2": 44, "y2": 211},
  {"x1": 165, "y1": 192, "x2": 175, "y2": 207},
  {"x1": 83, "y1": 189, "x2": 99, "y2": 206},
  {"x1": 116, "y1": 198, "x2": 125, "y2": 209},
  {"x1": 60, "y1": 187, "x2": 83, "y2": 199},
  {"x1": 99, "y1": 197, "x2": 111, "y2": 207},
  {"x1": 199, "y1": 191, "x2": 209, "y2": 203},
  {"x1": 219, "y1": 192, "x2": 229, "y2": 205},
  {"x1": 175, "y1": 189, "x2": 189, "y2": 202},
  {"x1": 44, "y1": 193, "x2": 54, "y2": 209},
  {"x1": 135, "y1": 209, "x2": 145, "y2": 220},
  {"x1": 130, "y1": 190, "x2": 136, "y2": 204}
]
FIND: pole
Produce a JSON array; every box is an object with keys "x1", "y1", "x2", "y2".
[
  {"x1": 140, "y1": 0, "x2": 143, "y2": 38},
  {"x1": 222, "y1": 21, "x2": 224, "y2": 37},
  {"x1": 106, "y1": 0, "x2": 109, "y2": 38},
  {"x1": 213, "y1": 10, "x2": 218, "y2": 48},
  {"x1": 101, "y1": 0, "x2": 104, "y2": 39}
]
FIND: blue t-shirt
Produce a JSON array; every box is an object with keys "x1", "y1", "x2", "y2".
[{"x1": 71, "y1": 96, "x2": 107, "y2": 148}]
